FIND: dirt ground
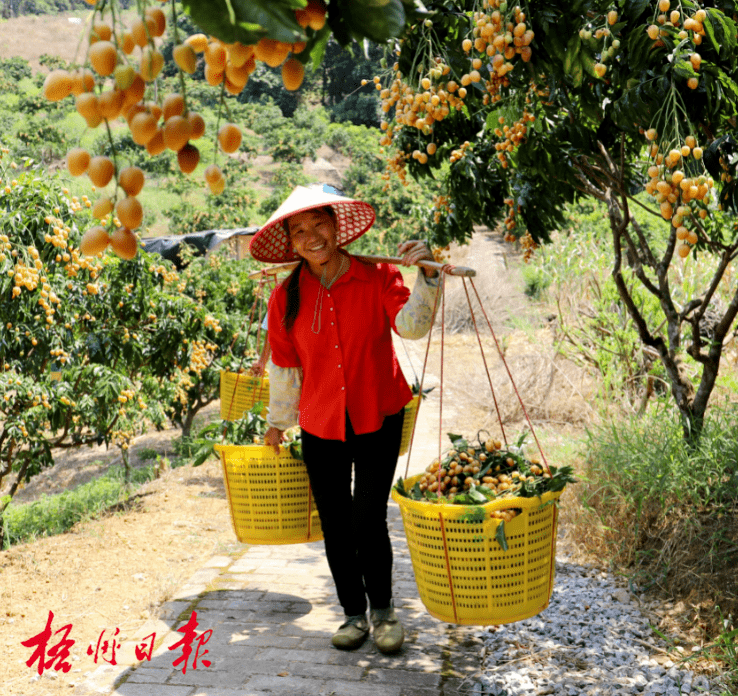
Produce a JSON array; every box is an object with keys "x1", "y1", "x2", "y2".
[{"x1": 0, "y1": 12, "x2": 100, "y2": 71}]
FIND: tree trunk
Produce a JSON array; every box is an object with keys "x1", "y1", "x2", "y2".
[{"x1": 603, "y1": 188, "x2": 706, "y2": 441}]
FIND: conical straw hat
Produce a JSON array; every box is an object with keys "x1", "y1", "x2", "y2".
[{"x1": 249, "y1": 184, "x2": 375, "y2": 263}]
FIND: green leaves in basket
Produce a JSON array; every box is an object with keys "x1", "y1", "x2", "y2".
[
  {"x1": 287, "y1": 435, "x2": 303, "y2": 461},
  {"x1": 495, "y1": 520, "x2": 508, "y2": 551},
  {"x1": 392, "y1": 476, "x2": 409, "y2": 498},
  {"x1": 410, "y1": 378, "x2": 435, "y2": 400},
  {"x1": 546, "y1": 465, "x2": 577, "y2": 492},
  {"x1": 189, "y1": 404, "x2": 269, "y2": 466},
  {"x1": 447, "y1": 433, "x2": 469, "y2": 451},
  {"x1": 455, "y1": 487, "x2": 490, "y2": 505},
  {"x1": 459, "y1": 505, "x2": 486, "y2": 525}
]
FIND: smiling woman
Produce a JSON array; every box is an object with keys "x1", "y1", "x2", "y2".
[
  {"x1": 286, "y1": 206, "x2": 340, "y2": 277},
  {"x1": 248, "y1": 184, "x2": 441, "y2": 654}
]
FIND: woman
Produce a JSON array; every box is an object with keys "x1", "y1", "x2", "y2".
[{"x1": 249, "y1": 184, "x2": 441, "y2": 654}]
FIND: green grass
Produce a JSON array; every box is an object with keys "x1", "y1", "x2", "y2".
[
  {"x1": 582, "y1": 403, "x2": 738, "y2": 516},
  {"x1": 1, "y1": 463, "x2": 157, "y2": 548}
]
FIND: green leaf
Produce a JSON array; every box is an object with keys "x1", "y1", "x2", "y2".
[
  {"x1": 192, "y1": 442, "x2": 216, "y2": 467},
  {"x1": 580, "y1": 48, "x2": 598, "y2": 79},
  {"x1": 626, "y1": 24, "x2": 653, "y2": 72},
  {"x1": 545, "y1": 33, "x2": 566, "y2": 64},
  {"x1": 623, "y1": 0, "x2": 650, "y2": 18},
  {"x1": 468, "y1": 487, "x2": 490, "y2": 504},
  {"x1": 309, "y1": 25, "x2": 332, "y2": 70},
  {"x1": 703, "y1": 9, "x2": 736, "y2": 60},
  {"x1": 563, "y1": 34, "x2": 582, "y2": 76},
  {"x1": 494, "y1": 519, "x2": 508, "y2": 551},
  {"x1": 288, "y1": 441, "x2": 303, "y2": 460},
  {"x1": 673, "y1": 58, "x2": 698, "y2": 80},
  {"x1": 715, "y1": 69, "x2": 738, "y2": 106},
  {"x1": 342, "y1": 0, "x2": 406, "y2": 43},
  {"x1": 181, "y1": 0, "x2": 305, "y2": 45},
  {"x1": 447, "y1": 433, "x2": 468, "y2": 449},
  {"x1": 393, "y1": 476, "x2": 409, "y2": 497}
]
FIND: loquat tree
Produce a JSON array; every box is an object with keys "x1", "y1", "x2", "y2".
[
  {"x1": 180, "y1": 0, "x2": 738, "y2": 442},
  {"x1": 35, "y1": 0, "x2": 738, "y2": 445},
  {"x1": 364, "y1": 0, "x2": 738, "y2": 443}
]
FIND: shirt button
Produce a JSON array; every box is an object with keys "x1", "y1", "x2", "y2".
[
  {"x1": 341, "y1": 387, "x2": 345, "y2": 391},
  {"x1": 335, "y1": 345, "x2": 338, "y2": 349},
  {"x1": 338, "y1": 364, "x2": 341, "y2": 368},
  {"x1": 329, "y1": 307, "x2": 333, "y2": 311}
]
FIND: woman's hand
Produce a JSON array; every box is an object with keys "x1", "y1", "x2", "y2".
[
  {"x1": 250, "y1": 359, "x2": 266, "y2": 377},
  {"x1": 264, "y1": 426, "x2": 284, "y2": 454},
  {"x1": 397, "y1": 240, "x2": 438, "y2": 278}
]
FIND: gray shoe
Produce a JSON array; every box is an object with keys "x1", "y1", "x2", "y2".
[
  {"x1": 370, "y1": 605, "x2": 404, "y2": 654},
  {"x1": 331, "y1": 613, "x2": 369, "y2": 650}
]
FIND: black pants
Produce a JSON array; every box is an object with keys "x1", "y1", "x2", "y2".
[{"x1": 301, "y1": 409, "x2": 404, "y2": 616}]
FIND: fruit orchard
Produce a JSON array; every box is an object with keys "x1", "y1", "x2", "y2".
[
  {"x1": 0, "y1": 153, "x2": 261, "y2": 544},
  {"x1": 370, "y1": 0, "x2": 738, "y2": 442},
  {"x1": 147, "y1": 0, "x2": 738, "y2": 440},
  {"x1": 5, "y1": 0, "x2": 738, "y2": 533}
]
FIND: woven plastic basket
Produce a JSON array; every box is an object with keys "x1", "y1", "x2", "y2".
[
  {"x1": 215, "y1": 444, "x2": 323, "y2": 545},
  {"x1": 220, "y1": 370, "x2": 269, "y2": 420},
  {"x1": 391, "y1": 475, "x2": 562, "y2": 625},
  {"x1": 399, "y1": 396, "x2": 420, "y2": 456}
]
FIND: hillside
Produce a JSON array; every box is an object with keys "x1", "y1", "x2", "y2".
[{"x1": 0, "y1": 12, "x2": 94, "y2": 71}]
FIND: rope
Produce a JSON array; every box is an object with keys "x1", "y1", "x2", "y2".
[
  {"x1": 438, "y1": 270, "x2": 446, "y2": 471},
  {"x1": 222, "y1": 271, "x2": 274, "y2": 438},
  {"x1": 399, "y1": 336, "x2": 419, "y2": 386},
  {"x1": 439, "y1": 513, "x2": 458, "y2": 623},
  {"x1": 462, "y1": 278, "x2": 508, "y2": 447},
  {"x1": 307, "y1": 482, "x2": 313, "y2": 541},
  {"x1": 467, "y1": 277, "x2": 549, "y2": 473},
  {"x1": 403, "y1": 270, "x2": 445, "y2": 478}
]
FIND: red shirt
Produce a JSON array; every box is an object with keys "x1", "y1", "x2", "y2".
[{"x1": 268, "y1": 256, "x2": 413, "y2": 440}]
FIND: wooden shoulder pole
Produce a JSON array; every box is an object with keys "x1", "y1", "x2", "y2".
[{"x1": 247, "y1": 254, "x2": 476, "y2": 280}]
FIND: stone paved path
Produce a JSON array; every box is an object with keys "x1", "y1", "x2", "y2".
[{"x1": 73, "y1": 500, "x2": 487, "y2": 696}]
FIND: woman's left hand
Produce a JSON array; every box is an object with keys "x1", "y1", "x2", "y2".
[{"x1": 397, "y1": 240, "x2": 438, "y2": 278}]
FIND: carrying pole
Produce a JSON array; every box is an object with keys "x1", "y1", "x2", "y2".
[{"x1": 247, "y1": 254, "x2": 476, "y2": 279}]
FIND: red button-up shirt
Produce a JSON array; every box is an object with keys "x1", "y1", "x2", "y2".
[{"x1": 268, "y1": 256, "x2": 413, "y2": 440}]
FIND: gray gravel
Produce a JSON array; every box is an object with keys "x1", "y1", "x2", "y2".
[{"x1": 475, "y1": 558, "x2": 726, "y2": 696}]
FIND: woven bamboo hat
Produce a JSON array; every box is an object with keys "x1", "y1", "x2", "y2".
[{"x1": 249, "y1": 184, "x2": 376, "y2": 263}]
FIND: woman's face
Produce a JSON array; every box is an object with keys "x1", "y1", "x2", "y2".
[{"x1": 288, "y1": 207, "x2": 338, "y2": 268}]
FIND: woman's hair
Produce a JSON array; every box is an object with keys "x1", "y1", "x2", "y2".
[
  {"x1": 282, "y1": 206, "x2": 337, "y2": 331},
  {"x1": 283, "y1": 259, "x2": 304, "y2": 332}
]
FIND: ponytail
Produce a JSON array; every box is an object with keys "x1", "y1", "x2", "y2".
[
  {"x1": 281, "y1": 205, "x2": 336, "y2": 331},
  {"x1": 283, "y1": 259, "x2": 304, "y2": 331}
]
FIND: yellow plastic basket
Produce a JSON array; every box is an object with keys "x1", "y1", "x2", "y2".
[
  {"x1": 391, "y1": 475, "x2": 562, "y2": 625},
  {"x1": 399, "y1": 396, "x2": 420, "y2": 456},
  {"x1": 220, "y1": 370, "x2": 269, "y2": 420},
  {"x1": 215, "y1": 444, "x2": 323, "y2": 545}
]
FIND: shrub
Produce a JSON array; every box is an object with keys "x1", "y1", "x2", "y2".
[
  {"x1": 575, "y1": 405, "x2": 738, "y2": 627},
  {"x1": 15, "y1": 118, "x2": 68, "y2": 161},
  {"x1": 330, "y1": 92, "x2": 380, "y2": 128},
  {"x1": 1, "y1": 463, "x2": 155, "y2": 547},
  {"x1": 0, "y1": 57, "x2": 32, "y2": 82},
  {"x1": 256, "y1": 106, "x2": 327, "y2": 163},
  {"x1": 326, "y1": 122, "x2": 383, "y2": 173},
  {"x1": 165, "y1": 185, "x2": 257, "y2": 236},
  {"x1": 256, "y1": 163, "x2": 312, "y2": 220}
]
